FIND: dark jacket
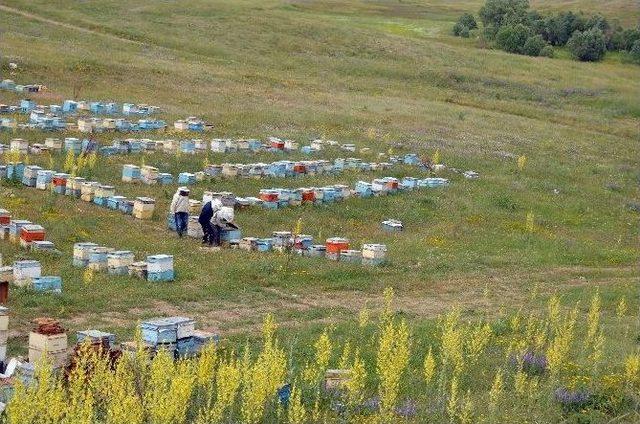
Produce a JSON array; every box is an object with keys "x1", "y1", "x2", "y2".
[{"x1": 198, "y1": 201, "x2": 213, "y2": 224}]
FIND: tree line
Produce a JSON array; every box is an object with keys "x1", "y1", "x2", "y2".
[{"x1": 452, "y1": 0, "x2": 640, "y2": 63}]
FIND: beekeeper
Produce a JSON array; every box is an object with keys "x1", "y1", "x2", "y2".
[
  {"x1": 170, "y1": 187, "x2": 190, "y2": 237},
  {"x1": 198, "y1": 194, "x2": 222, "y2": 246},
  {"x1": 211, "y1": 205, "x2": 238, "y2": 247}
]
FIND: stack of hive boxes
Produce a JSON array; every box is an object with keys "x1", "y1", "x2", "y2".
[
  {"x1": 88, "y1": 247, "x2": 114, "y2": 272},
  {"x1": 80, "y1": 181, "x2": 99, "y2": 202},
  {"x1": 29, "y1": 318, "x2": 68, "y2": 369},
  {"x1": 133, "y1": 197, "x2": 155, "y2": 219},
  {"x1": 22, "y1": 165, "x2": 41, "y2": 187},
  {"x1": 9, "y1": 220, "x2": 31, "y2": 243},
  {"x1": 138, "y1": 317, "x2": 217, "y2": 358},
  {"x1": 94, "y1": 185, "x2": 115, "y2": 207},
  {"x1": 140, "y1": 165, "x2": 159, "y2": 185},
  {"x1": 19, "y1": 224, "x2": 46, "y2": 248},
  {"x1": 146, "y1": 255, "x2": 174, "y2": 282},
  {"x1": 73, "y1": 242, "x2": 98, "y2": 267},
  {"x1": 107, "y1": 251, "x2": 135, "y2": 275},
  {"x1": 35, "y1": 170, "x2": 54, "y2": 190},
  {"x1": 13, "y1": 260, "x2": 41, "y2": 287}
]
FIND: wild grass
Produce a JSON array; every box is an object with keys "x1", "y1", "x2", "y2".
[{"x1": 0, "y1": 0, "x2": 638, "y2": 398}]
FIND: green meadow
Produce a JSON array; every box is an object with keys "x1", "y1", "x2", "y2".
[{"x1": 0, "y1": 1, "x2": 638, "y2": 420}]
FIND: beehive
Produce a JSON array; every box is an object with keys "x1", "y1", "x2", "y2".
[
  {"x1": 13, "y1": 260, "x2": 41, "y2": 287},
  {"x1": 88, "y1": 247, "x2": 114, "y2": 271},
  {"x1": 325, "y1": 238, "x2": 350, "y2": 260},
  {"x1": 122, "y1": 164, "x2": 141, "y2": 182},
  {"x1": 31, "y1": 276, "x2": 62, "y2": 293},
  {"x1": 133, "y1": 197, "x2": 156, "y2": 219},
  {"x1": 73, "y1": 242, "x2": 99, "y2": 267},
  {"x1": 146, "y1": 255, "x2": 174, "y2": 282},
  {"x1": 340, "y1": 250, "x2": 362, "y2": 263},
  {"x1": 107, "y1": 251, "x2": 135, "y2": 275},
  {"x1": 324, "y1": 369, "x2": 351, "y2": 391},
  {"x1": 19, "y1": 224, "x2": 46, "y2": 248},
  {"x1": 29, "y1": 331, "x2": 68, "y2": 368},
  {"x1": 0, "y1": 210, "x2": 11, "y2": 225},
  {"x1": 239, "y1": 237, "x2": 258, "y2": 251},
  {"x1": 76, "y1": 330, "x2": 116, "y2": 348},
  {"x1": 128, "y1": 261, "x2": 148, "y2": 279}
]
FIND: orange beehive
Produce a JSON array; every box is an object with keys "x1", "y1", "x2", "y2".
[
  {"x1": 325, "y1": 237, "x2": 350, "y2": 254},
  {"x1": 301, "y1": 190, "x2": 315, "y2": 203},
  {"x1": 0, "y1": 210, "x2": 10, "y2": 225},
  {"x1": 271, "y1": 140, "x2": 285, "y2": 149},
  {"x1": 20, "y1": 225, "x2": 46, "y2": 242},
  {"x1": 293, "y1": 163, "x2": 306, "y2": 174}
]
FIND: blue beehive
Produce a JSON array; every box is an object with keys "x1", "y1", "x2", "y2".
[
  {"x1": 32, "y1": 276, "x2": 62, "y2": 293},
  {"x1": 105, "y1": 103, "x2": 118, "y2": 114},
  {"x1": 62, "y1": 100, "x2": 78, "y2": 114},
  {"x1": 36, "y1": 170, "x2": 54, "y2": 189},
  {"x1": 418, "y1": 177, "x2": 449, "y2": 188},
  {"x1": 146, "y1": 254, "x2": 174, "y2": 282},
  {"x1": 177, "y1": 172, "x2": 196, "y2": 185},
  {"x1": 20, "y1": 99, "x2": 36, "y2": 113},
  {"x1": 64, "y1": 137, "x2": 82, "y2": 154},
  {"x1": 89, "y1": 102, "x2": 105, "y2": 114},
  {"x1": 187, "y1": 121, "x2": 204, "y2": 131},
  {"x1": 115, "y1": 119, "x2": 132, "y2": 131},
  {"x1": 256, "y1": 238, "x2": 273, "y2": 252},
  {"x1": 122, "y1": 103, "x2": 136, "y2": 115},
  {"x1": 404, "y1": 153, "x2": 420, "y2": 165},
  {"x1": 107, "y1": 195, "x2": 127, "y2": 210},
  {"x1": 140, "y1": 319, "x2": 178, "y2": 344},
  {"x1": 122, "y1": 164, "x2": 141, "y2": 182},
  {"x1": 355, "y1": 181, "x2": 373, "y2": 197},
  {"x1": 6, "y1": 162, "x2": 24, "y2": 180},
  {"x1": 321, "y1": 187, "x2": 337, "y2": 203},
  {"x1": 119, "y1": 199, "x2": 134, "y2": 214},
  {"x1": 402, "y1": 177, "x2": 418, "y2": 189},
  {"x1": 180, "y1": 140, "x2": 196, "y2": 154},
  {"x1": 176, "y1": 337, "x2": 197, "y2": 357},
  {"x1": 76, "y1": 330, "x2": 116, "y2": 348},
  {"x1": 158, "y1": 173, "x2": 173, "y2": 185},
  {"x1": 221, "y1": 229, "x2": 242, "y2": 242}
]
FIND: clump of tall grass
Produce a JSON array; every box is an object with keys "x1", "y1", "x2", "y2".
[{"x1": 5, "y1": 290, "x2": 639, "y2": 423}]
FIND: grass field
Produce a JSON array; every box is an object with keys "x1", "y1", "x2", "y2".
[{"x1": 0, "y1": 0, "x2": 639, "y2": 408}]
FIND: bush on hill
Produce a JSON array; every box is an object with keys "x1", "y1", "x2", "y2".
[{"x1": 567, "y1": 28, "x2": 607, "y2": 62}]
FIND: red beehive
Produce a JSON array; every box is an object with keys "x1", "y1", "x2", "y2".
[
  {"x1": 20, "y1": 224, "x2": 46, "y2": 242},
  {"x1": 271, "y1": 140, "x2": 285, "y2": 150},
  {"x1": 301, "y1": 189, "x2": 315, "y2": 203},
  {"x1": 326, "y1": 237, "x2": 350, "y2": 254},
  {"x1": 52, "y1": 176, "x2": 67, "y2": 187},
  {"x1": 259, "y1": 191, "x2": 279, "y2": 202},
  {"x1": 385, "y1": 180, "x2": 399, "y2": 190},
  {"x1": 0, "y1": 210, "x2": 10, "y2": 225},
  {"x1": 293, "y1": 163, "x2": 306, "y2": 174}
]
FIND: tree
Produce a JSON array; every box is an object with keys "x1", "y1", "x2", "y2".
[
  {"x1": 543, "y1": 11, "x2": 587, "y2": 46},
  {"x1": 621, "y1": 27, "x2": 640, "y2": 51},
  {"x1": 458, "y1": 13, "x2": 478, "y2": 30},
  {"x1": 567, "y1": 28, "x2": 607, "y2": 61},
  {"x1": 629, "y1": 40, "x2": 640, "y2": 64},
  {"x1": 522, "y1": 35, "x2": 547, "y2": 56},
  {"x1": 495, "y1": 23, "x2": 531, "y2": 54},
  {"x1": 479, "y1": 0, "x2": 530, "y2": 29}
]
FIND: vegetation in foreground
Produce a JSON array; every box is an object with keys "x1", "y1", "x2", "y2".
[{"x1": 5, "y1": 289, "x2": 640, "y2": 423}]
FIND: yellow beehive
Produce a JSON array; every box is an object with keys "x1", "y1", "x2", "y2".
[{"x1": 133, "y1": 197, "x2": 156, "y2": 219}]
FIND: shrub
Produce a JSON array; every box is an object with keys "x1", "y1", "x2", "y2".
[
  {"x1": 543, "y1": 11, "x2": 588, "y2": 46},
  {"x1": 459, "y1": 26, "x2": 471, "y2": 38},
  {"x1": 495, "y1": 23, "x2": 531, "y2": 54},
  {"x1": 479, "y1": 0, "x2": 530, "y2": 29},
  {"x1": 452, "y1": 22, "x2": 468, "y2": 37},
  {"x1": 540, "y1": 45, "x2": 555, "y2": 57},
  {"x1": 567, "y1": 28, "x2": 607, "y2": 61},
  {"x1": 458, "y1": 13, "x2": 478, "y2": 30},
  {"x1": 522, "y1": 34, "x2": 546, "y2": 56},
  {"x1": 621, "y1": 27, "x2": 640, "y2": 51},
  {"x1": 629, "y1": 40, "x2": 640, "y2": 64}
]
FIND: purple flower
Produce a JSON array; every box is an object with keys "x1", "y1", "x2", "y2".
[
  {"x1": 554, "y1": 387, "x2": 590, "y2": 411},
  {"x1": 395, "y1": 399, "x2": 419, "y2": 418},
  {"x1": 521, "y1": 351, "x2": 548, "y2": 375}
]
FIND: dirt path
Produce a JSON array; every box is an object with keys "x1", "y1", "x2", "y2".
[{"x1": 0, "y1": 4, "x2": 144, "y2": 45}]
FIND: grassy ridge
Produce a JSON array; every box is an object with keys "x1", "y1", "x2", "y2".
[{"x1": 0, "y1": 0, "x2": 638, "y2": 352}]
